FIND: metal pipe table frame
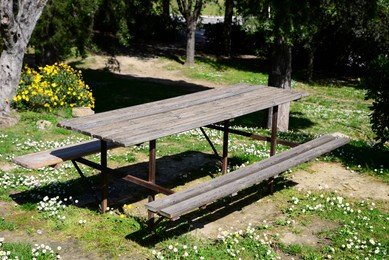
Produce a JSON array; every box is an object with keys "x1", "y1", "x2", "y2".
[{"x1": 57, "y1": 84, "x2": 307, "y2": 220}]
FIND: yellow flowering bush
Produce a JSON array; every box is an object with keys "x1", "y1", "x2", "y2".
[{"x1": 13, "y1": 63, "x2": 95, "y2": 112}]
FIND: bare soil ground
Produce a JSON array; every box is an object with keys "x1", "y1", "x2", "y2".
[{"x1": 1, "y1": 55, "x2": 388, "y2": 259}]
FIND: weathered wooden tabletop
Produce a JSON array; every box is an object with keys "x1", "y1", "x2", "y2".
[{"x1": 58, "y1": 84, "x2": 307, "y2": 147}]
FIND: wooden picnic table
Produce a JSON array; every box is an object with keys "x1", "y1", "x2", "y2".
[{"x1": 57, "y1": 83, "x2": 307, "y2": 215}]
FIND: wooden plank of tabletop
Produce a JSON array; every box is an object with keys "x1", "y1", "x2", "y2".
[
  {"x1": 82, "y1": 88, "x2": 295, "y2": 141},
  {"x1": 83, "y1": 86, "x2": 278, "y2": 138},
  {"x1": 58, "y1": 84, "x2": 264, "y2": 132},
  {"x1": 58, "y1": 85, "x2": 307, "y2": 147},
  {"x1": 106, "y1": 91, "x2": 306, "y2": 146}
]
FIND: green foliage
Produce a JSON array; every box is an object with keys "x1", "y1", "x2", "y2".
[
  {"x1": 31, "y1": 0, "x2": 101, "y2": 63},
  {"x1": 237, "y1": 0, "x2": 389, "y2": 73},
  {"x1": 364, "y1": 55, "x2": 389, "y2": 145},
  {"x1": 94, "y1": 0, "x2": 131, "y2": 48},
  {"x1": 12, "y1": 63, "x2": 95, "y2": 112}
]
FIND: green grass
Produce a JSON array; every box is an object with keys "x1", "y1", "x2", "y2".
[
  {"x1": 0, "y1": 217, "x2": 16, "y2": 231},
  {"x1": 0, "y1": 241, "x2": 32, "y2": 259},
  {"x1": 0, "y1": 55, "x2": 388, "y2": 259}
]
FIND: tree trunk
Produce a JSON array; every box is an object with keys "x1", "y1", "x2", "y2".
[
  {"x1": 0, "y1": 52, "x2": 25, "y2": 114},
  {"x1": 223, "y1": 0, "x2": 234, "y2": 57},
  {"x1": 177, "y1": 0, "x2": 203, "y2": 67},
  {"x1": 266, "y1": 36, "x2": 292, "y2": 131},
  {"x1": 306, "y1": 46, "x2": 316, "y2": 82},
  {"x1": 185, "y1": 21, "x2": 196, "y2": 66},
  {"x1": 0, "y1": 0, "x2": 49, "y2": 122}
]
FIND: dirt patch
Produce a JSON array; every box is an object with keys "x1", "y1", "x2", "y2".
[
  {"x1": 279, "y1": 217, "x2": 339, "y2": 246},
  {"x1": 0, "y1": 162, "x2": 17, "y2": 172},
  {"x1": 78, "y1": 55, "x2": 223, "y2": 89},
  {"x1": 123, "y1": 161, "x2": 388, "y2": 243},
  {"x1": 184, "y1": 162, "x2": 388, "y2": 239},
  {"x1": 291, "y1": 162, "x2": 389, "y2": 201}
]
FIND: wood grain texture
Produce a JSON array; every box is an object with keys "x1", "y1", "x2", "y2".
[
  {"x1": 13, "y1": 140, "x2": 118, "y2": 169},
  {"x1": 58, "y1": 84, "x2": 308, "y2": 147},
  {"x1": 145, "y1": 133, "x2": 349, "y2": 219}
]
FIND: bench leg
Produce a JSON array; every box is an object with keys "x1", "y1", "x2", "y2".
[
  {"x1": 222, "y1": 120, "x2": 229, "y2": 175},
  {"x1": 148, "y1": 140, "x2": 156, "y2": 227},
  {"x1": 100, "y1": 140, "x2": 108, "y2": 213},
  {"x1": 269, "y1": 105, "x2": 279, "y2": 193},
  {"x1": 71, "y1": 160, "x2": 100, "y2": 204}
]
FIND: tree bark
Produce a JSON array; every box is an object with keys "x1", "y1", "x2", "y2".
[
  {"x1": 177, "y1": 0, "x2": 203, "y2": 67},
  {"x1": 266, "y1": 36, "x2": 292, "y2": 131},
  {"x1": 185, "y1": 21, "x2": 196, "y2": 66},
  {"x1": 223, "y1": 0, "x2": 234, "y2": 57},
  {"x1": 0, "y1": 0, "x2": 49, "y2": 120},
  {"x1": 306, "y1": 46, "x2": 316, "y2": 82}
]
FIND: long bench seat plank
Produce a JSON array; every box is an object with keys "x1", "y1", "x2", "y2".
[
  {"x1": 13, "y1": 140, "x2": 118, "y2": 169},
  {"x1": 145, "y1": 134, "x2": 336, "y2": 211},
  {"x1": 145, "y1": 134, "x2": 349, "y2": 219},
  {"x1": 158, "y1": 136, "x2": 349, "y2": 219}
]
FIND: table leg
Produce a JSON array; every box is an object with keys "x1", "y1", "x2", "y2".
[
  {"x1": 100, "y1": 140, "x2": 108, "y2": 213},
  {"x1": 222, "y1": 120, "x2": 229, "y2": 175},
  {"x1": 270, "y1": 105, "x2": 279, "y2": 157},
  {"x1": 148, "y1": 139, "x2": 156, "y2": 227},
  {"x1": 269, "y1": 105, "x2": 279, "y2": 193}
]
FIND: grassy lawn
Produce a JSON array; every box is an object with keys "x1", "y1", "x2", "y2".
[{"x1": 0, "y1": 55, "x2": 388, "y2": 259}]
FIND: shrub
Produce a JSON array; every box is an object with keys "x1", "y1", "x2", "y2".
[
  {"x1": 364, "y1": 55, "x2": 389, "y2": 145},
  {"x1": 13, "y1": 63, "x2": 95, "y2": 112}
]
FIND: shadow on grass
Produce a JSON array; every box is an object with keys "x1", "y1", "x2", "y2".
[
  {"x1": 194, "y1": 56, "x2": 269, "y2": 75},
  {"x1": 126, "y1": 176, "x2": 296, "y2": 246},
  {"x1": 333, "y1": 140, "x2": 389, "y2": 181},
  {"x1": 66, "y1": 66, "x2": 212, "y2": 113},
  {"x1": 10, "y1": 151, "x2": 218, "y2": 212},
  {"x1": 228, "y1": 110, "x2": 315, "y2": 131},
  {"x1": 9, "y1": 148, "x2": 298, "y2": 245}
]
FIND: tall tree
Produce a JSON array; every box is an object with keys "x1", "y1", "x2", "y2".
[
  {"x1": 239, "y1": 0, "x2": 302, "y2": 130},
  {"x1": 176, "y1": 0, "x2": 203, "y2": 66},
  {"x1": 265, "y1": 0, "x2": 296, "y2": 130},
  {"x1": 0, "y1": 0, "x2": 49, "y2": 125},
  {"x1": 237, "y1": 0, "x2": 381, "y2": 129},
  {"x1": 222, "y1": 0, "x2": 234, "y2": 57},
  {"x1": 296, "y1": 0, "x2": 380, "y2": 81}
]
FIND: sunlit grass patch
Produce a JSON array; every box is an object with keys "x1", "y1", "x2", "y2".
[
  {"x1": 0, "y1": 237, "x2": 62, "y2": 260},
  {"x1": 0, "y1": 217, "x2": 16, "y2": 231},
  {"x1": 183, "y1": 58, "x2": 268, "y2": 85},
  {"x1": 283, "y1": 191, "x2": 388, "y2": 259},
  {"x1": 153, "y1": 224, "x2": 278, "y2": 260}
]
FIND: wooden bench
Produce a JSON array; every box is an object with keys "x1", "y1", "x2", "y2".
[
  {"x1": 13, "y1": 139, "x2": 118, "y2": 169},
  {"x1": 145, "y1": 133, "x2": 349, "y2": 220}
]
